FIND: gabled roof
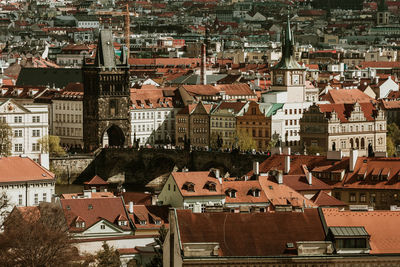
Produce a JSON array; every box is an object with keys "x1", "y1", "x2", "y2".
[
  {"x1": 212, "y1": 101, "x2": 247, "y2": 114},
  {"x1": 60, "y1": 197, "x2": 131, "y2": 232},
  {"x1": 127, "y1": 205, "x2": 169, "y2": 229},
  {"x1": 310, "y1": 191, "x2": 347, "y2": 207},
  {"x1": 176, "y1": 209, "x2": 326, "y2": 256},
  {"x1": 323, "y1": 208, "x2": 400, "y2": 254},
  {"x1": 0, "y1": 157, "x2": 54, "y2": 183},
  {"x1": 84, "y1": 175, "x2": 108, "y2": 185}
]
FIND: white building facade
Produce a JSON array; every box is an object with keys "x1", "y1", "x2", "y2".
[{"x1": 0, "y1": 99, "x2": 49, "y2": 167}]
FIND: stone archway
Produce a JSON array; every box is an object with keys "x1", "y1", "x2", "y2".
[{"x1": 102, "y1": 125, "x2": 125, "y2": 147}]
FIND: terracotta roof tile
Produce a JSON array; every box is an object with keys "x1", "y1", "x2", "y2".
[
  {"x1": 172, "y1": 171, "x2": 224, "y2": 197},
  {"x1": 310, "y1": 191, "x2": 347, "y2": 207},
  {"x1": 60, "y1": 197, "x2": 131, "y2": 232},
  {"x1": 321, "y1": 89, "x2": 373, "y2": 104},
  {"x1": 323, "y1": 208, "x2": 400, "y2": 254},
  {"x1": 0, "y1": 157, "x2": 54, "y2": 183},
  {"x1": 223, "y1": 180, "x2": 269, "y2": 204},
  {"x1": 84, "y1": 175, "x2": 108, "y2": 185}
]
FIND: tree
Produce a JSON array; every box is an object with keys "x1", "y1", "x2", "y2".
[
  {"x1": 0, "y1": 120, "x2": 12, "y2": 156},
  {"x1": 234, "y1": 129, "x2": 256, "y2": 151},
  {"x1": 38, "y1": 135, "x2": 66, "y2": 156},
  {"x1": 0, "y1": 203, "x2": 78, "y2": 267},
  {"x1": 146, "y1": 225, "x2": 168, "y2": 267},
  {"x1": 96, "y1": 242, "x2": 121, "y2": 267},
  {"x1": 387, "y1": 123, "x2": 400, "y2": 156}
]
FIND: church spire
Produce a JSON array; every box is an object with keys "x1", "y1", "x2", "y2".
[{"x1": 273, "y1": 13, "x2": 303, "y2": 70}]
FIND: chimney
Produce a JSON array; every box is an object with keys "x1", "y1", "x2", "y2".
[
  {"x1": 129, "y1": 201, "x2": 134, "y2": 214},
  {"x1": 284, "y1": 155, "x2": 290, "y2": 174},
  {"x1": 307, "y1": 172, "x2": 312, "y2": 185},
  {"x1": 215, "y1": 169, "x2": 220, "y2": 179},
  {"x1": 200, "y1": 43, "x2": 206, "y2": 85},
  {"x1": 283, "y1": 146, "x2": 291, "y2": 155},
  {"x1": 182, "y1": 167, "x2": 189, "y2": 172},
  {"x1": 277, "y1": 170, "x2": 283, "y2": 184},
  {"x1": 83, "y1": 190, "x2": 92, "y2": 199},
  {"x1": 253, "y1": 161, "x2": 259, "y2": 176},
  {"x1": 349, "y1": 149, "x2": 358, "y2": 172}
]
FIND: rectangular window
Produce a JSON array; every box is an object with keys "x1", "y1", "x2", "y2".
[
  {"x1": 34, "y1": 193, "x2": 38, "y2": 205},
  {"x1": 14, "y1": 144, "x2": 23, "y2": 152},
  {"x1": 14, "y1": 116, "x2": 22, "y2": 123},
  {"x1": 18, "y1": 194, "x2": 23, "y2": 206},
  {"x1": 43, "y1": 193, "x2": 47, "y2": 202},
  {"x1": 14, "y1": 130, "x2": 22, "y2": 137},
  {"x1": 32, "y1": 130, "x2": 40, "y2": 137},
  {"x1": 32, "y1": 143, "x2": 40, "y2": 151},
  {"x1": 360, "y1": 193, "x2": 366, "y2": 203},
  {"x1": 350, "y1": 193, "x2": 356, "y2": 202},
  {"x1": 32, "y1": 116, "x2": 40, "y2": 123}
]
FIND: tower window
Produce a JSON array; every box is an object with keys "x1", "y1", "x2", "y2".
[{"x1": 109, "y1": 99, "x2": 119, "y2": 116}]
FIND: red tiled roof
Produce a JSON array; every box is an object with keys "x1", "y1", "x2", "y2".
[
  {"x1": 172, "y1": 171, "x2": 224, "y2": 197},
  {"x1": 0, "y1": 157, "x2": 54, "y2": 183},
  {"x1": 381, "y1": 99, "x2": 400, "y2": 109},
  {"x1": 279, "y1": 174, "x2": 332, "y2": 192},
  {"x1": 321, "y1": 89, "x2": 373, "y2": 104},
  {"x1": 84, "y1": 175, "x2": 108, "y2": 185},
  {"x1": 310, "y1": 191, "x2": 347, "y2": 207},
  {"x1": 319, "y1": 102, "x2": 377, "y2": 123},
  {"x1": 176, "y1": 209, "x2": 326, "y2": 256},
  {"x1": 60, "y1": 197, "x2": 131, "y2": 232},
  {"x1": 323, "y1": 208, "x2": 400, "y2": 254},
  {"x1": 223, "y1": 180, "x2": 269, "y2": 204},
  {"x1": 61, "y1": 192, "x2": 115, "y2": 199},
  {"x1": 215, "y1": 83, "x2": 255, "y2": 96}
]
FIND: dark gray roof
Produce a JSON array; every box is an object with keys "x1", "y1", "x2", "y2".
[
  {"x1": 170, "y1": 74, "x2": 227, "y2": 85},
  {"x1": 95, "y1": 30, "x2": 116, "y2": 68},
  {"x1": 330, "y1": 226, "x2": 369, "y2": 237},
  {"x1": 16, "y1": 68, "x2": 82, "y2": 88}
]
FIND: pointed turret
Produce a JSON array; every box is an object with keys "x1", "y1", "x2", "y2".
[
  {"x1": 94, "y1": 30, "x2": 116, "y2": 68},
  {"x1": 273, "y1": 15, "x2": 304, "y2": 70}
]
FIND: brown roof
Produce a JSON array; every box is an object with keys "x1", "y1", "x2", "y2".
[
  {"x1": 84, "y1": 175, "x2": 108, "y2": 185},
  {"x1": 215, "y1": 83, "x2": 255, "y2": 96},
  {"x1": 176, "y1": 209, "x2": 326, "y2": 256},
  {"x1": 360, "y1": 61, "x2": 400, "y2": 69},
  {"x1": 122, "y1": 192, "x2": 153, "y2": 206},
  {"x1": 279, "y1": 174, "x2": 332, "y2": 192},
  {"x1": 323, "y1": 208, "x2": 400, "y2": 254},
  {"x1": 127, "y1": 205, "x2": 169, "y2": 229},
  {"x1": 60, "y1": 197, "x2": 131, "y2": 232},
  {"x1": 214, "y1": 101, "x2": 247, "y2": 113},
  {"x1": 0, "y1": 157, "x2": 54, "y2": 183},
  {"x1": 310, "y1": 191, "x2": 347, "y2": 207},
  {"x1": 319, "y1": 102, "x2": 377, "y2": 123}
]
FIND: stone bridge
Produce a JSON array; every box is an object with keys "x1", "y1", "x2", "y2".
[{"x1": 74, "y1": 148, "x2": 269, "y2": 186}]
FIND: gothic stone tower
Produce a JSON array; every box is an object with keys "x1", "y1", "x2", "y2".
[
  {"x1": 83, "y1": 30, "x2": 131, "y2": 151},
  {"x1": 270, "y1": 15, "x2": 306, "y2": 103}
]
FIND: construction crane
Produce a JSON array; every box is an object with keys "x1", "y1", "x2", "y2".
[{"x1": 96, "y1": 4, "x2": 137, "y2": 59}]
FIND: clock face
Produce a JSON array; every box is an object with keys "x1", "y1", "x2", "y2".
[
  {"x1": 276, "y1": 76, "x2": 283, "y2": 85},
  {"x1": 292, "y1": 75, "x2": 299, "y2": 85}
]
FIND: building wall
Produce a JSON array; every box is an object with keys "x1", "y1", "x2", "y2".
[
  {"x1": 236, "y1": 102, "x2": 271, "y2": 151},
  {"x1": 52, "y1": 99, "x2": 83, "y2": 148},
  {"x1": 158, "y1": 175, "x2": 184, "y2": 207},
  {"x1": 0, "y1": 180, "x2": 54, "y2": 208},
  {"x1": 131, "y1": 108, "x2": 176, "y2": 146},
  {"x1": 333, "y1": 188, "x2": 400, "y2": 210},
  {"x1": 190, "y1": 105, "x2": 210, "y2": 149},
  {"x1": 210, "y1": 109, "x2": 238, "y2": 149},
  {"x1": 0, "y1": 101, "x2": 49, "y2": 166},
  {"x1": 175, "y1": 112, "x2": 189, "y2": 148}
]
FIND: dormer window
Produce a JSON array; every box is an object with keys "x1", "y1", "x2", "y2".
[
  {"x1": 226, "y1": 189, "x2": 237, "y2": 198},
  {"x1": 254, "y1": 189, "x2": 260, "y2": 197},
  {"x1": 204, "y1": 181, "x2": 216, "y2": 192},
  {"x1": 139, "y1": 220, "x2": 147, "y2": 225},
  {"x1": 182, "y1": 182, "x2": 195, "y2": 192},
  {"x1": 155, "y1": 220, "x2": 161, "y2": 225},
  {"x1": 76, "y1": 221, "x2": 85, "y2": 228},
  {"x1": 118, "y1": 220, "x2": 128, "y2": 226}
]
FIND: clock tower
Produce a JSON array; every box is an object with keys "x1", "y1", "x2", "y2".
[{"x1": 270, "y1": 15, "x2": 306, "y2": 103}]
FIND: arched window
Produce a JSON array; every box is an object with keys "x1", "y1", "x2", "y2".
[
  {"x1": 350, "y1": 138, "x2": 354, "y2": 149},
  {"x1": 361, "y1": 138, "x2": 365, "y2": 149}
]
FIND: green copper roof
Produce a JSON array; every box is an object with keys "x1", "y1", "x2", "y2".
[
  {"x1": 266, "y1": 103, "x2": 284, "y2": 117},
  {"x1": 273, "y1": 15, "x2": 304, "y2": 70}
]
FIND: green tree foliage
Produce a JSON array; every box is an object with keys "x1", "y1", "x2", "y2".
[
  {"x1": 387, "y1": 123, "x2": 400, "y2": 156},
  {"x1": 0, "y1": 120, "x2": 12, "y2": 156},
  {"x1": 96, "y1": 242, "x2": 121, "y2": 267},
  {"x1": 146, "y1": 225, "x2": 168, "y2": 267},
  {"x1": 235, "y1": 129, "x2": 256, "y2": 151},
  {"x1": 38, "y1": 135, "x2": 66, "y2": 156}
]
